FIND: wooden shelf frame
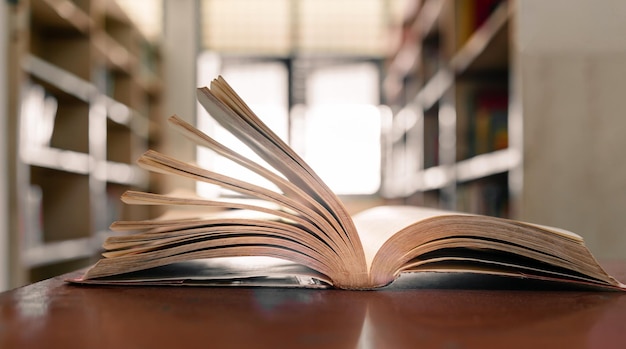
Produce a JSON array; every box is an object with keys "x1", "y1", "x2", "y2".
[
  {"x1": 8, "y1": 0, "x2": 163, "y2": 286},
  {"x1": 382, "y1": 0, "x2": 516, "y2": 217}
]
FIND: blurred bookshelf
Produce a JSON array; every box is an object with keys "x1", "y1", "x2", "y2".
[
  {"x1": 381, "y1": 0, "x2": 518, "y2": 218},
  {"x1": 7, "y1": 0, "x2": 163, "y2": 285}
]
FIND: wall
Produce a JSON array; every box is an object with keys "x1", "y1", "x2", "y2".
[{"x1": 516, "y1": 0, "x2": 626, "y2": 258}]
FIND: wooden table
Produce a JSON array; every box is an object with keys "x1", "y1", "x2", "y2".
[{"x1": 2, "y1": 262, "x2": 626, "y2": 349}]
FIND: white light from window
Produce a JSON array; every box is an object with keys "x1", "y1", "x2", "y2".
[
  {"x1": 302, "y1": 61, "x2": 382, "y2": 195},
  {"x1": 302, "y1": 104, "x2": 382, "y2": 195}
]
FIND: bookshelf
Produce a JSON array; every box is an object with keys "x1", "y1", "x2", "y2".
[
  {"x1": 7, "y1": 0, "x2": 162, "y2": 286},
  {"x1": 382, "y1": 0, "x2": 517, "y2": 218}
]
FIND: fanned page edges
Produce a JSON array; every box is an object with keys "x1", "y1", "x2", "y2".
[
  {"x1": 197, "y1": 78, "x2": 368, "y2": 285},
  {"x1": 83, "y1": 77, "x2": 369, "y2": 289},
  {"x1": 199, "y1": 79, "x2": 358, "y2": 243},
  {"x1": 96, "y1": 218, "x2": 340, "y2": 281},
  {"x1": 364, "y1": 208, "x2": 625, "y2": 290},
  {"x1": 134, "y1": 150, "x2": 344, "y2": 255}
]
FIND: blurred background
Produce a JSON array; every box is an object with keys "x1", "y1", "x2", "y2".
[{"x1": 2, "y1": 0, "x2": 626, "y2": 291}]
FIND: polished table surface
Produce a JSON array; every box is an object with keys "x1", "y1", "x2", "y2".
[{"x1": 2, "y1": 262, "x2": 626, "y2": 349}]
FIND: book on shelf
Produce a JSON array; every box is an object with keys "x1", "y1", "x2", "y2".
[
  {"x1": 71, "y1": 76, "x2": 624, "y2": 291},
  {"x1": 467, "y1": 88, "x2": 508, "y2": 158},
  {"x1": 456, "y1": 0, "x2": 504, "y2": 48}
]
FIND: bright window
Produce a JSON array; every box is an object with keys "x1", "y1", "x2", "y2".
[
  {"x1": 196, "y1": 55, "x2": 382, "y2": 197},
  {"x1": 298, "y1": 62, "x2": 382, "y2": 195}
]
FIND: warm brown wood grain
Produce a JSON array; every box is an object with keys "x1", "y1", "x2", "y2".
[{"x1": 2, "y1": 262, "x2": 626, "y2": 349}]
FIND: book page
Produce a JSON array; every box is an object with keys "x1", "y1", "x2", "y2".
[
  {"x1": 198, "y1": 79, "x2": 366, "y2": 263},
  {"x1": 352, "y1": 206, "x2": 453, "y2": 270},
  {"x1": 72, "y1": 256, "x2": 332, "y2": 288},
  {"x1": 364, "y1": 211, "x2": 623, "y2": 289}
]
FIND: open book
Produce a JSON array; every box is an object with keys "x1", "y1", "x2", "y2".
[{"x1": 74, "y1": 76, "x2": 625, "y2": 290}]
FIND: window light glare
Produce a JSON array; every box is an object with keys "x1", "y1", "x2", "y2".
[{"x1": 304, "y1": 104, "x2": 382, "y2": 195}]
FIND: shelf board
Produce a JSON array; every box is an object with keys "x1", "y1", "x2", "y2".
[
  {"x1": 381, "y1": 171, "x2": 419, "y2": 199},
  {"x1": 34, "y1": 154, "x2": 149, "y2": 187},
  {"x1": 22, "y1": 65, "x2": 151, "y2": 141},
  {"x1": 102, "y1": 96, "x2": 150, "y2": 139},
  {"x1": 417, "y1": 165, "x2": 454, "y2": 192},
  {"x1": 415, "y1": 68, "x2": 454, "y2": 109},
  {"x1": 389, "y1": 105, "x2": 420, "y2": 143},
  {"x1": 449, "y1": 1, "x2": 510, "y2": 74},
  {"x1": 383, "y1": 165, "x2": 453, "y2": 198},
  {"x1": 412, "y1": 0, "x2": 445, "y2": 39},
  {"x1": 101, "y1": 161, "x2": 148, "y2": 187},
  {"x1": 30, "y1": 0, "x2": 92, "y2": 35},
  {"x1": 23, "y1": 54, "x2": 96, "y2": 102},
  {"x1": 103, "y1": 95, "x2": 132, "y2": 125},
  {"x1": 384, "y1": 0, "x2": 445, "y2": 103},
  {"x1": 103, "y1": 0, "x2": 134, "y2": 26},
  {"x1": 22, "y1": 236, "x2": 102, "y2": 268},
  {"x1": 412, "y1": 1, "x2": 510, "y2": 109},
  {"x1": 93, "y1": 32, "x2": 137, "y2": 74},
  {"x1": 456, "y1": 148, "x2": 520, "y2": 183},
  {"x1": 21, "y1": 146, "x2": 91, "y2": 175},
  {"x1": 137, "y1": 68, "x2": 165, "y2": 96},
  {"x1": 386, "y1": 148, "x2": 520, "y2": 196}
]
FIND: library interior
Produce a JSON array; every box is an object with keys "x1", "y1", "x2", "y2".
[
  {"x1": 1, "y1": 0, "x2": 626, "y2": 293},
  {"x1": 6, "y1": 1, "x2": 626, "y2": 347}
]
